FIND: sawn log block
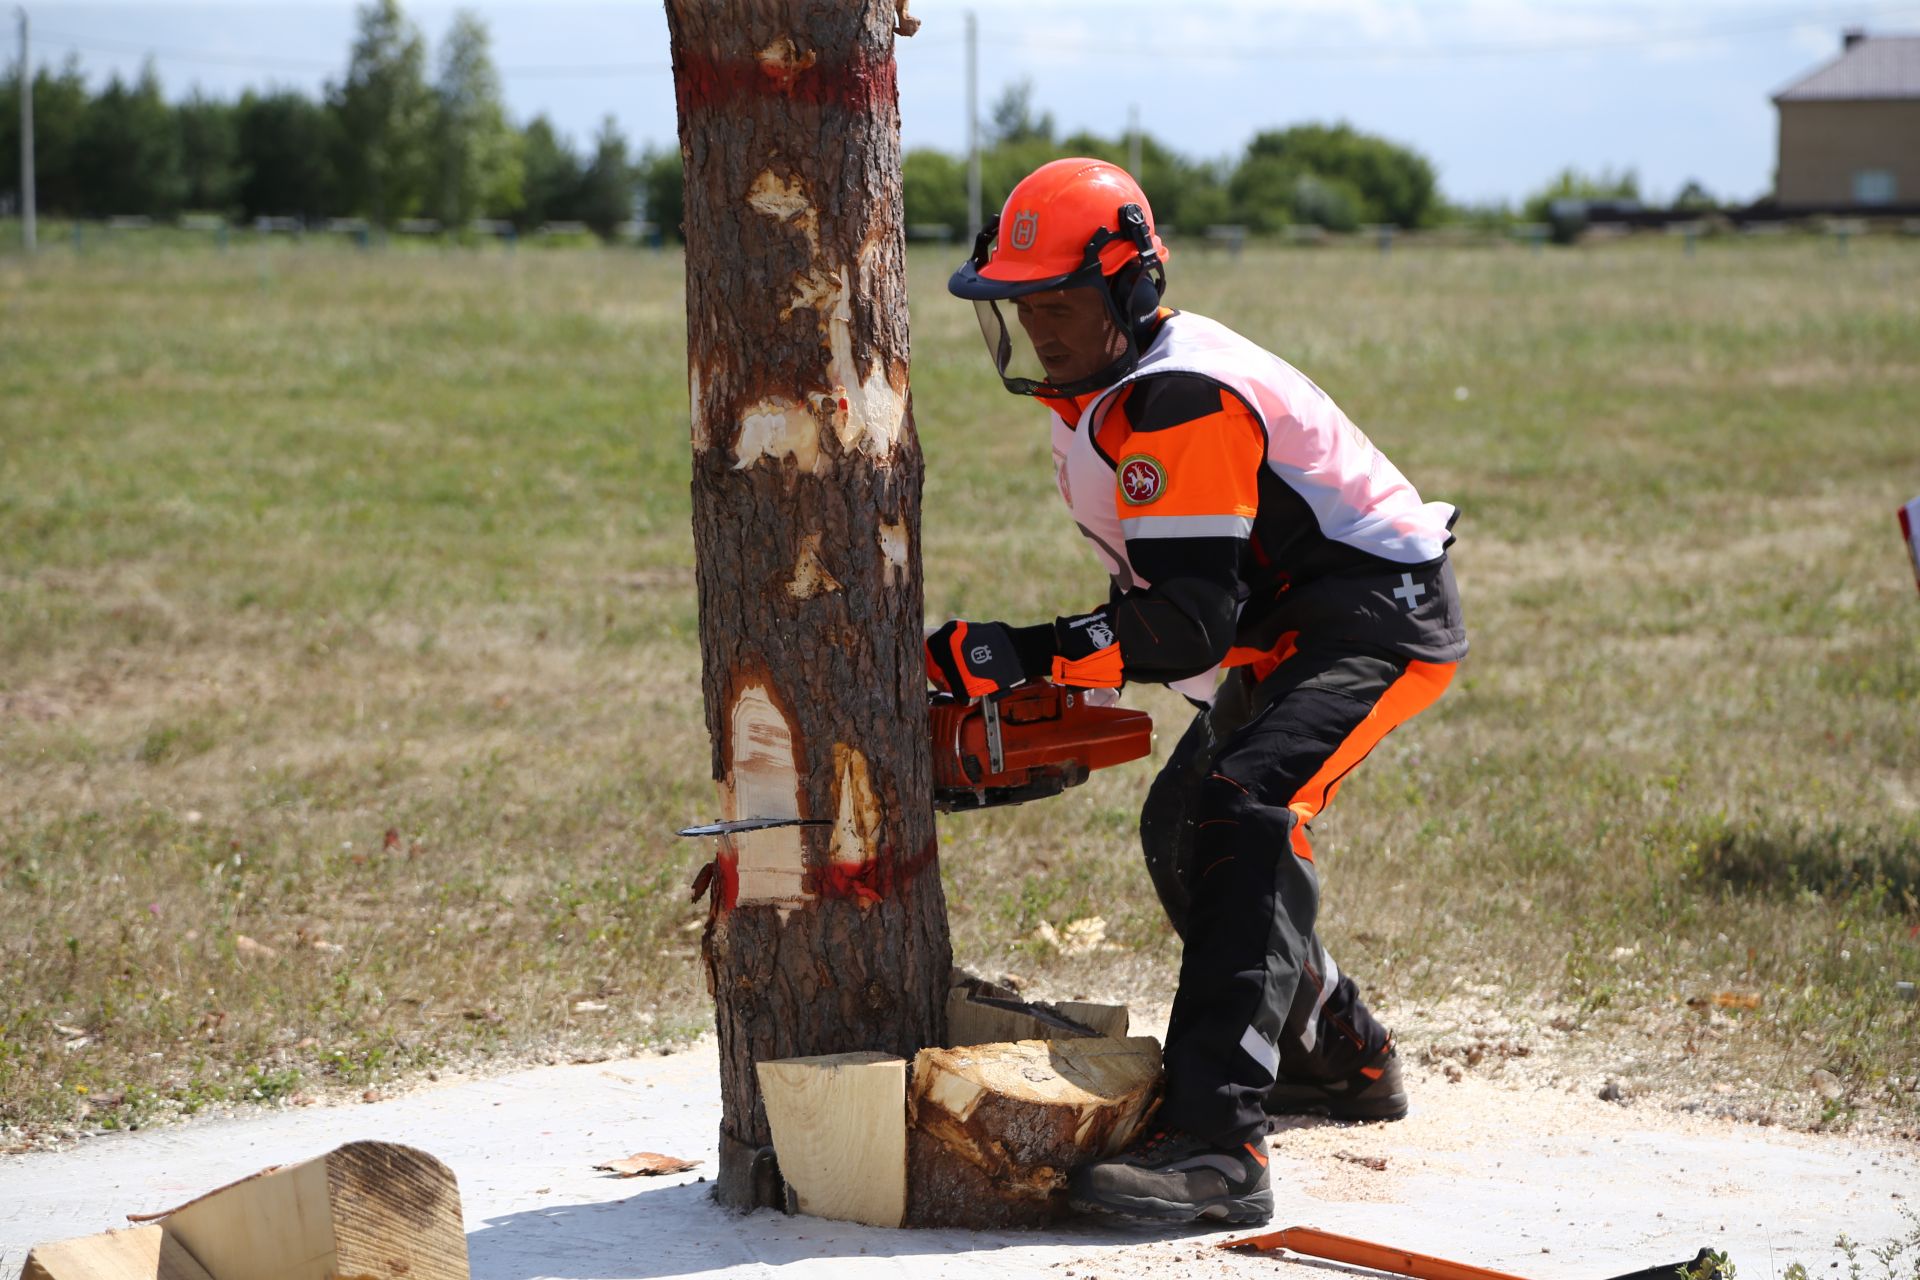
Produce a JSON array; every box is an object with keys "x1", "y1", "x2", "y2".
[
  {"x1": 140, "y1": 1141, "x2": 466, "y2": 1280},
  {"x1": 904, "y1": 1036, "x2": 1163, "y2": 1228},
  {"x1": 757, "y1": 1051, "x2": 908, "y2": 1228},
  {"x1": 19, "y1": 1226, "x2": 212, "y2": 1280}
]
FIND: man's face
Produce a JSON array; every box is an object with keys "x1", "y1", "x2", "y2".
[{"x1": 1012, "y1": 286, "x2": 1127, "y2": 386}]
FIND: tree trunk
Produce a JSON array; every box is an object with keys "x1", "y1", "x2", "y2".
[{"x1": 665, "y1": 0, "x2": 950, "y2": 1212}]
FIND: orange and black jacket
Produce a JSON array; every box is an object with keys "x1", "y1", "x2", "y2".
[{"x1": 1016, "y1": 336, "x2": 1466, "y2": 693}]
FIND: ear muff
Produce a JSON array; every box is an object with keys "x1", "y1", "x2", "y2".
[
  {"x1": 1108, "y1": 263, "x2": 1160, "y2": 333},
  {"x1": 1108, "y1": 203, "x2": 1166, "y2": 343}
]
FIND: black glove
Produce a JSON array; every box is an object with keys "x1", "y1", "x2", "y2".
[{"x1": 924, "y1": 619, "x2": 1055, "y2": 697}]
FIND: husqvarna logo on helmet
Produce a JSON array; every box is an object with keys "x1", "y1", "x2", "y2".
[{"x1": 1008, "y1": 210, "x2": 1039, "y2": 252}]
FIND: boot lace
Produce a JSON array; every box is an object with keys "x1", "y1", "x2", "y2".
[{"x1": 1130, "y1": 1127, "x2": 1185, "y2": 1161}]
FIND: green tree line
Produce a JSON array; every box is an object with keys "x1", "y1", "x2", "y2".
[
  {"x1": 0, "y1": 0, "x2": 678, "y2": 238},
  {"x1": 3, "y1": 0, "x2": 1678, "y2": 244},
  {"x1": 906, "y1": 85, "x2": 1445, "y2": 240}
]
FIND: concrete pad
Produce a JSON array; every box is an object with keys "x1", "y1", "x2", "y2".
[{"x1": 2, "y1": 1040, "x2": 1913, "y2": 1280}]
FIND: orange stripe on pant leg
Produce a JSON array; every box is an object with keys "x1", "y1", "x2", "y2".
[{"x1": 1284, "y1": 660, "x2": 1457, "y2": 860}]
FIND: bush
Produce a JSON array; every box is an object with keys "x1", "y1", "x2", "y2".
[
  {"x1": 903, "y1": 148, "x2": 966, "y2": 241},
  {"x1": 1242, "y1": 123, "x2": 1438, "y2": 228},
  {"x1": 1227, "y1": 154, "x2": 1295, "y2": 234}
]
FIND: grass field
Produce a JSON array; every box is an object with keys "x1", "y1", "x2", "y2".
[{"x1": 1, "y1": 233, "x2": 1916, "y2": 1145}]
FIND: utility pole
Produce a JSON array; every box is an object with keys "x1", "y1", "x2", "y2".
[
  {"x1": 1127, "y1": 102, "x2": 1142, "y2": 179},
  {"x1": 965, "y1": 10, "x2": 980, "y2": 239},
  {"x1": 16, "y1": 6, "x2": 33, "y2": 253}
]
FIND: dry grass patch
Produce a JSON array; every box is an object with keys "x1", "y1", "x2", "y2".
[{"x1": 2, "y1": 236, "x2": 1916, "y2": 1145}]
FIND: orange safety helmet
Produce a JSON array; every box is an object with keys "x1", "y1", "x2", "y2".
[{"x1": 949, "y1": 158, "x2": 1170, "y2": 398}]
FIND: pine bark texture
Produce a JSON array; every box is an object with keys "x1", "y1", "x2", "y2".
[
  {"x1": 905, "y1": 1038, "x2": 1164, "y2": 1227},
  {"x1": 665, "y1": 0, "x2": 951, "y2": 1211}
]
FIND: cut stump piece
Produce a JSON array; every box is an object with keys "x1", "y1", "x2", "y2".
[
  {"x1": 945, "y1": 974, "x2": 1129, "y2": 1047},
  {"x1": 758, "y1": 1051, "x2": 907, "y2": 1228},
  {"x1": 149, "y1": 1141, "x2": 468, "y2": 1280},
  {"x1": 21, "y1": 1225, "x2": 213, "y2": 1280},
  {"x1": 906, "y1": 1036, "x2": 1163, "y2": 1228}
]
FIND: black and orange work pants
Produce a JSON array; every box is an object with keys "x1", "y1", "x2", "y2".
[{"x1": 1140, "y1": 647, "x2": 1456, "y2": 1145}]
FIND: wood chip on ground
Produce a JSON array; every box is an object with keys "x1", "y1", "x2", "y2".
[{"x1": 593, "y1": 1152, "x2": 701, "y2": 1177}]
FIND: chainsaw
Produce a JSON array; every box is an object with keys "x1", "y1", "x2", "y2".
[
  {"x1": 928, "y1": 682, "x2": 1152, "y2": 812},
  {"x1": 678, "y1": 682, "x2": 1152, "y2": 837}
]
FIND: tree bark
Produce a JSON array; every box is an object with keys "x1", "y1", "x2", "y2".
[{"x1": 665, "y1": 0, "x2": 950, "y2": 1211}]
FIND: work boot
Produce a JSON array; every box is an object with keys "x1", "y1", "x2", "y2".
[
  {"x1": 1066, "y1": 1127, "x2": 1273, "y2": 1225},
  {"x1": 1264, "y1": 1046, "x2": 1408, "y2": 1122}
]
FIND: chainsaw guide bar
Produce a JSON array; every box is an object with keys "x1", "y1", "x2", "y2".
[{"x1": 676, "y1": 818, "x2": 832, "y2": 838}]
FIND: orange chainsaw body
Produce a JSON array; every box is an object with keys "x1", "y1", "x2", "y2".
[{"x1": 929, "y1": 683, "x2": 1153, "y2": 812}]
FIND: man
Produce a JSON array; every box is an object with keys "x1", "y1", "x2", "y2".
[{"x1": 924, "y1": 158, "x2": 1468, "y2": 1226}]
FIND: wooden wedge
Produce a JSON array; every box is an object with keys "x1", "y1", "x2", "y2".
[
  {"x1": 1052, "y1": 1000, "x2": 1130, "y2": 1039},
  {"x1": 945, "y1": 974, "x2": 1129, "y2": 1047}
]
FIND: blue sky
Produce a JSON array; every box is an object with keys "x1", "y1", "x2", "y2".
[{"x1": 15, "y1": 1, "x2": 1920, "y2": 205}]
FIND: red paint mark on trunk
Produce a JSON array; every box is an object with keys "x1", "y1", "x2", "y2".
[
  {"x1": 709, "y1": 840, "x2": 937, "y2": 914},
  {"x1": 674, "y1": 49, "x2": 897, "y2": 118},
  {"x1": 810, "y1": 838, "x2": 938, "y2": 906},
  {"x1": 815, "y1": 859, "x2": 884, "y2": 907}
]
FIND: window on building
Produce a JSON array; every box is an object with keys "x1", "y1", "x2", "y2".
[{"x1": 1852, "y1": 170, "x2": 1897, "y2": 205}]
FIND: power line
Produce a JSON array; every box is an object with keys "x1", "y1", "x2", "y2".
[
  {"x1": 26, "y1": 26, "x2": 671, "y2": 78},
  {"x1": 494, "y1": 62, "x2": 671, "y2": 77},
  {"x1": 29, "y1": 27, "x2": 336, "y2": 73},
  {"x1": 1056, "y1": 4, "x2": 1920, "y2": 62},
  {"x1": 20, "y1": 3, "x2": 1920, "y2": 84}
]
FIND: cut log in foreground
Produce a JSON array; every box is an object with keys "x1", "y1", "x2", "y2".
[
  {"x1": 20, "y1": 1226, "x2": 211, "y2": 1280},
  {"x1": 757, "y1": 1050, "x2": 907, "y2": 1228},
  {"x1": 154, "y1": 1140, "x2": 466, "y2": 1280},
  {"x1": 21, "y1": 1142, "x2": 470, "y2": 1280},
  {"x1": 905, "y1": 1036, "x2": 1163, "y2": 1228},
  {"x1": 754, "y1": 985, "x2": 1158, "y2": 1231},
  {"x1": 946, "y1": 973, "x2": 1129, "y2": 1047}
]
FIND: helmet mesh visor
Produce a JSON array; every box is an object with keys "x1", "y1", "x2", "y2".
[
  {"x1": 973, "y1": 298, "x2": 1052, "y2": 394},
  {"x1": 969, "y1": 280, "x2": 1139, "y2": 399}
]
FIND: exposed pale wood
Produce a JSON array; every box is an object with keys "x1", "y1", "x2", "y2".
[
  {"x1": 20, "y1": 1225, "x2": 213, "y2": 1280},
  {"x1": 155, "y1": 1141, "x2": 467, "y2": 1280},
  {"x1": 757, "y1": 1050, "x2": 908, "y2": 1228},
  {"x1": 905, "y1": 1036, "x2": 1163, "y2": 1227},
  {"x1": 945, "y1": 974, "x2": 1129, "y2": 1047}
]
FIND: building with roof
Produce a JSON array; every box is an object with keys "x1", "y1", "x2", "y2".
[{"x1": 1773, "y1": 30, "x2": 1920, "y2": 210}]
